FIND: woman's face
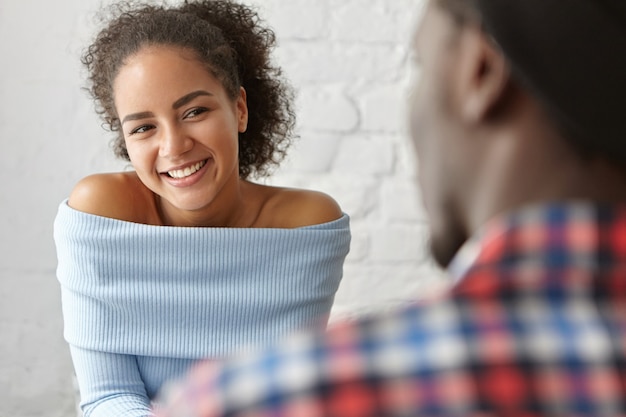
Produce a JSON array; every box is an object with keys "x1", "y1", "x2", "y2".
[{"x1": 113, "y1": 45, "x2": 248, "y2": 215}]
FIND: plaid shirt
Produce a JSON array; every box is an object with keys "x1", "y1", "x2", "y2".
[{"x1": 156, "y1": 203, "x2": 626, "y2": 416}]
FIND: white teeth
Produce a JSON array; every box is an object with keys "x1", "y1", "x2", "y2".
[{"x1": 168, "y1": 160, "x2": 206, "y2": 179}]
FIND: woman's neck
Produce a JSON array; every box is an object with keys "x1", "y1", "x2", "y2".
[{"x1": 155, "y1": 179, "x2": 260, "y2": 228}]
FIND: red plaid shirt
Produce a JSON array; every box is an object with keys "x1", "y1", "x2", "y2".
[{"x1": 156, "y1": 203, "x2": 626, "y2": 416}]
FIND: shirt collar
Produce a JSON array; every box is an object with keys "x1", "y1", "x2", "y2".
[{"x1": 446, "y1": 201, "x2": 621, "y2": 283}]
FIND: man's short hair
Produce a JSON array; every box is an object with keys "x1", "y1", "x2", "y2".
[{"x1": 435, "y1": 0, "x2": 626, "y2": 169}]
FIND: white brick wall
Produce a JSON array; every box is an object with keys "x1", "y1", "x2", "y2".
[{"x1": 0, "y1": 1, "x2": 443, "y2": 415}]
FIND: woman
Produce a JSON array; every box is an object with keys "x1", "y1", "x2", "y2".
[{"x1": 53, "y1": 1, "x2": 351, "y2": 415}]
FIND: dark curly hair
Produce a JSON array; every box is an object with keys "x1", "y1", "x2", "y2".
[{"x1": 82, "y1": 0, "x2": 295, "y2": 179}]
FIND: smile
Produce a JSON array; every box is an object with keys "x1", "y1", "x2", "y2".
[{"x1": 167, "y1": 160, "x2": 207, "y2": 179}]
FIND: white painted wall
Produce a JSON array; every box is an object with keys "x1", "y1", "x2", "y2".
[{"x1": 0, "y1": 0, "x2": 444, "y2": 415}]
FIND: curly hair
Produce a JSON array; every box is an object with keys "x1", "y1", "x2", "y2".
[{"x1": 82, "y1": 0, "x2": 296, "y2": 179}]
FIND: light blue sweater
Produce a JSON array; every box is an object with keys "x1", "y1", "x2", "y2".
[{"x1": 54, "y1": 201, "x2": 350, "y2": 417}]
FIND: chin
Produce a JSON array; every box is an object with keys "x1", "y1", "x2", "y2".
[
  {"x1": 428, "y1": 226, "x2": 467, "y2": 268},
  {"x1": 177, "y1": 200, "x2": 214, "y2": 212}
]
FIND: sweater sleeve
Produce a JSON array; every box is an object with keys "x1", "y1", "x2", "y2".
[{"x1": 70, "y1": 345, "x2": 154, "y2": 417}]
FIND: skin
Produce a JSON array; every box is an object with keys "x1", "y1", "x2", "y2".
[
  {"x1": 69, "y1": 45, "x2": 342, "y2": 228},
  {"x1": 410, "y1": 1, "x2": 626, "y2": 267}
]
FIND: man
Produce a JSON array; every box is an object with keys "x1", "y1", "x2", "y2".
[{"x1": 157, "y1": 0, "x2": 626, "y2": 415}]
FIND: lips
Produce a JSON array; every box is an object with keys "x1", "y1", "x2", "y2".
[{"x1": 164, "y1": 160, "x2": 207, "y2": 179}]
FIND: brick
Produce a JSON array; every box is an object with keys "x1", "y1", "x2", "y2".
[
  {"x1": 330, "y1": 263, "x2": 448, "y2": 319},
  {"x1": 297, "y1": 86, "x2": 360, "y2": 132},
  {"x1": 370, "y1": 224, "x2": 430, "y2": 263},
  {"x1": 328, "y1": 0, "x2": 415, "y2": 43},
  {"x1": 380, "y1": 178, "x2": 429, "y2": 222},
  {"x1": 332, "y1": 136, "x2": 395, "y2": 176},
  {"x1": 284, "y1": 133, "x2": 342, "y2": 173},
  {"x1": 276, "y1": 41, "x2": 406, "y2": 85},
  {"x1": 250, "y1": 0, "x2": 328, "y2": 40},
  {"x1": 345, "y1": 230, "x2": 371, "y2": 263},
  {"x1": 359, "y1": 83, "x2": 411, "y2": 133}
]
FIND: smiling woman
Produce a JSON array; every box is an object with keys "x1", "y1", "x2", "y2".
[
  {"x1": 110, "y1": 45, "x2": 248, "y2": 226},
  {"x1": 52, "y1": 1, "x2": 351, "y2": 416}
]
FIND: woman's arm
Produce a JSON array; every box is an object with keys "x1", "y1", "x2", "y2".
[{"x1": 70, "y1": 345, "x2": 153, "y2": 417}]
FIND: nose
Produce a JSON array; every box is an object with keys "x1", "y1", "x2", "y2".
[{"x1": 159, "y1": 124, "x2": 193, "y2": 159}]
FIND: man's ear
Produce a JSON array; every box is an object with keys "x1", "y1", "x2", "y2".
[{"x1": 453, "y1": 26, "x2": 510, "y2": 123}]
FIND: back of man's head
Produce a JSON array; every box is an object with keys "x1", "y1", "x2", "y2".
[{"x1": 436, "y1": 0, "x2": 626, "y2": 168}]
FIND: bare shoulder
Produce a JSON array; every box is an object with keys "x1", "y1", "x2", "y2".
[
  {"x1": 68, "y1": 172, "x2": 155, "y2": 223},
  {"x1": 259, "y1": 186, "x2": 343, "y2": 228}
]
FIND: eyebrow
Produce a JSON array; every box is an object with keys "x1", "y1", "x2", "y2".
[
  {"x1": 120, "y1": 90, "x2": 214, "y2": 125},
  {"x1": 121, "y1": 111, "x2": 154, "y2": 125},
  {"x1": 172, "y1": 90, "x2": 213, "y2": 109}
]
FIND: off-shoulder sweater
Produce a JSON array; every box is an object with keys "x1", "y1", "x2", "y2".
[{"x1": 54, "y1": 200, "x2": 351, "y2": 417}]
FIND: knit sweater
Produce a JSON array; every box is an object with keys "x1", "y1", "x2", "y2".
[{"x1": 54, "y1": 200, "x2": 351, "y2": 417}]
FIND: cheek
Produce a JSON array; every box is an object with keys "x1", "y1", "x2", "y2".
[
  {"x1": 124, "y1": 139, "x2": 139, "y2": 162},
  {"x1": 409, "y1": 86, "x2": 436, "y2": 179},
  {"x1": 124, "y1": 140, "x2": 153, "y2": 170},
  {"x1": 408, "y1": 72, "x2": 436, "y2": 154},
  {"x1": 198, "y1": 123, "x2": 239, "y2": 154},
  {"x1": 409, "y1": 90, "x2": 448, "y2": 230}
]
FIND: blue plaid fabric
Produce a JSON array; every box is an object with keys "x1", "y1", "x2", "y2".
[{"x1": 156, "y1": 203, "x2": 626, "y2": 416}]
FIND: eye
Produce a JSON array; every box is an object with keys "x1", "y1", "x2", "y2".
[
  {"x1": 128, "y1": 124, "x2": 154, "y2": 135},
  {"x1": 183, "y1": 107, "x2": 209, "y2": 119}
]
